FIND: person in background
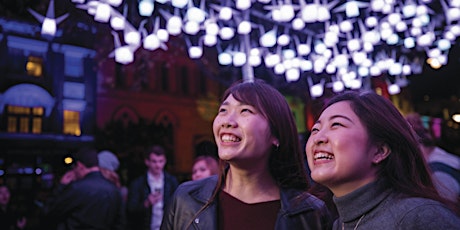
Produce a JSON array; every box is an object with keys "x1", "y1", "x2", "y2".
[
  {"x1": 191, "y1": 155, "x2": 219, "y2": 181},
  {"x1": 98, "y1": 150, "x2": 121, "y2": 187},
  {"x1": 127, "y1": 145, "x2": 179, "y2": 230},
  {"x1": 98, "y1": 150, "x2": 129, "y2": 230},
  {"x1": 0, "y1": 184, "x2": 26, "y2": 230},
  {"x1": 98, "y1": 150, "x2": 128, "y2": 201},
  {"x1": 42, "y1": 147, "x2": 124, "y2": 230},
  {"x1": 406, "y1": 113, "x2": 460, "y2": 204},
  {"x1": 161, "y1": 79, "x2": 332, "y2": 229},
  {"x1": 305, "y1": 91, "x2": 459, "y2": 230}
]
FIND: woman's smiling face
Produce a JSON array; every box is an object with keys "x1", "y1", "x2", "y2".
[
  {"x1": 305, "y1": 101, "x2": 380, "y2": 196},
  {"x1": 213, "y1": 94, "x2": 276, "y2": 167}
]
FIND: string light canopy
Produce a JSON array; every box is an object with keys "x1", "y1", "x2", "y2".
[
  {"x1": 28, "y1": 0, "x2": 69, "y2": 36},
  {"x1": 61, "y1": 0, "x2": 460, "y2": 97}
]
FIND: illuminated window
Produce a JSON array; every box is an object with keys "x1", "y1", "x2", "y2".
[
  {"x1": 63, "y1": 110, "x2": 81, "y2": 136},
  {"x1": 5, "y1": 105, "x2": 43, "y2": 133},
  {"x1": 26, "y1": 56, "x2": 43, "y2": 77},
  {"x1": 20, "y1": 117, "x2": 29, "y2": 133},
  {"x1": 32, "y1": 118, "x2": 42, "y2": 134},
  {"x1": 7, "y1": 117, "x2": 17, "y2": 132}
]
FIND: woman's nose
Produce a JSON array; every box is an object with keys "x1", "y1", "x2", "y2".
[
  {"x1": 221, "y1": 120, "x2": 237, "y2": 128},
  {"x1": 220, "y1": 112, "x2": 237, "y2": 128},
  {"x1": 312, "y1": 132, "x2": 327, "y2": 145}
]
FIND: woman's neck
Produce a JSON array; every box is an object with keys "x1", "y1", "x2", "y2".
[
  {"x1": 331, "y1": 176, "x2": 378, "y2": 198},
  {"x1": 223, "y1": 167, "x2": 280, "y2": 203}
]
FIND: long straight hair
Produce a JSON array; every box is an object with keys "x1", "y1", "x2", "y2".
[
  {"x1": 322, "y1": 91, "x2": 456, "y2": 212},
  {"x1": 186, "y1": 79, "x2": 309, "y2": 227}
]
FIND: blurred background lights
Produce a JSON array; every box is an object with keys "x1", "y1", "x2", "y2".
[
  {"x1": 310, "y1": 83, "x2": 324, "y2": 98},
  {"x1": 388, "y1": 83, "x2": 401, "y2": 95},
  {"x1": 64, "y1": 156, "x2": 74, "y2": 165},
  {"x1": 35, "y1": 168, "x2": 43, "y2": 175},
  {"x1": 57, "y1": 0, "x2": 460, "y2": 97},
  {"x1": 453, "y1": 114, "x2": 460, "y2": 123}
]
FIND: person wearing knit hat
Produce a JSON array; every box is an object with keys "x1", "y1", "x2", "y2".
[
  {"x1": 43, "y1": 147, "x2": 123, "y2": 229},
  {"x1": 98, "y1": 150, "x2": 124, "y2": 191},
  {"x1": 98, "y1": 150, "x2": 129, "y2": 221},
  {"x1": 98, "y1": 150, "x2": 120, "y2": 171}
]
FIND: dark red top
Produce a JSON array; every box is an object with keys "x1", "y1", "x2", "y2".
[{"x1": 218, "y1": 190, "x2": 281, "y2": 230}]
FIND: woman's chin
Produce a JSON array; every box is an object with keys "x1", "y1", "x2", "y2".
[{"x1": 311, "y1": 170, "x2": 333, "y2": 186}]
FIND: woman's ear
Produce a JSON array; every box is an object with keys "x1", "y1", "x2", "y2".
[
  {"x1": 271, "y1": 137, "x2": 279, "y2": 148},
  {"x1": 372, "y1": 144, "x2": 391, "y2": 164}
]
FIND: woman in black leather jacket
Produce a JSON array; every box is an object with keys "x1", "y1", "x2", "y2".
[{"x1": 161, "y1": 79, "x2": 333, "y2": 230}]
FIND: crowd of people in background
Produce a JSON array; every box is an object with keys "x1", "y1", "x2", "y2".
[
  {"x1": 42, "y1": 147, "x2": 124, "y2": 230},
  {"x1": 405, "y1": 113, "x2": 460, "y2": 203},
  {"x1": 1, "y1": 80, "x2": 459, "y2": 229},
  {"x1": 0, "y1": 184, "x2": 26, "y2": 230}
]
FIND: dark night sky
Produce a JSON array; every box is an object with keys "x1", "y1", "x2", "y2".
[{"x1": 409, "y1": 44, "x2": 460, "y2": 102}]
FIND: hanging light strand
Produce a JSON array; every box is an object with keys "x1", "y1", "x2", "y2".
[{"x1": 66, "y1": 0, "x2": 460, "y2": 95}]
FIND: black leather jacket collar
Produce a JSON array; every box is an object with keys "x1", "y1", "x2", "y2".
[{"x1": 161, "y1": 176, "x2": 332, "y2": 230}]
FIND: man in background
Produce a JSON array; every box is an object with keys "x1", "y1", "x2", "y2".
[
  {"x1": 43, "y1": 147, "x2": 124, "y2": 230},
  {"x1": 127, "y1": 145, "x2": 178, "y2": 230}
]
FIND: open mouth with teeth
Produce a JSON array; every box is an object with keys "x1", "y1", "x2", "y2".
[
  {"x1": 314, "y1": 153, "x2": 334, "y2": 161},
  {"x1": 221, "y1": 134, "x2": 241, "y2": 142}
]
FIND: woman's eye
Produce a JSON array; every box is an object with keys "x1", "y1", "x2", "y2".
[
  {"x1": 218, "y1": 107, "x2": 226, "y2": 113},
  {"x1": 241, "y1": 108, "x2": 253, "y2": 113},
  {"x1": 310, "y1": 127, "x2": 319, "y2": 133},
  {"x1": 331, "y1": 122, "x2": 343, "y2": 127}
]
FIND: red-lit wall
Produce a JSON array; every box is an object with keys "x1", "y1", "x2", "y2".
[{"x1": 95, "y1": 50, "x2": 225, "y2": 174}]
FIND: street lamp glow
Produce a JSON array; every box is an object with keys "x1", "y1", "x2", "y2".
[{"x1": 452, "y1": 114, "x2": 460, "y2": 123}]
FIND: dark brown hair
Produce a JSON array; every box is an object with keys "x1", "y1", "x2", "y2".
[
  {"x1": 193, "y1": 155, "x2": 219, "y2": 176},
  {"x1": 217, "y1": 79, "x2": 309, "y2": 189},
  {"x1": 144, "y1": 145, "x2": 166, "y2": 159},
  {"x1": 322, "y1": 91, "x2": 452, "y2": 208},
  {"x1": 74, "y1": 147, "x2": 99, "y2": 168},
  {"x1": 187, "y1": 79, "x2": 309, "y2": 227}
]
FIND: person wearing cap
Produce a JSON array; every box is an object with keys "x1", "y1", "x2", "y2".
[{"x1": 43, "y1": 147, "x2": 124, "y2": 230}]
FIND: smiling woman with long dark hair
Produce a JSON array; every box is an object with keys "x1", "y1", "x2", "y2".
[
  {"x1": 161, "y1": 79, "x2": 332, "y2": 230},
  {"x1": 305, "y1": 91, "x2": 460, "y2": 229}
]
